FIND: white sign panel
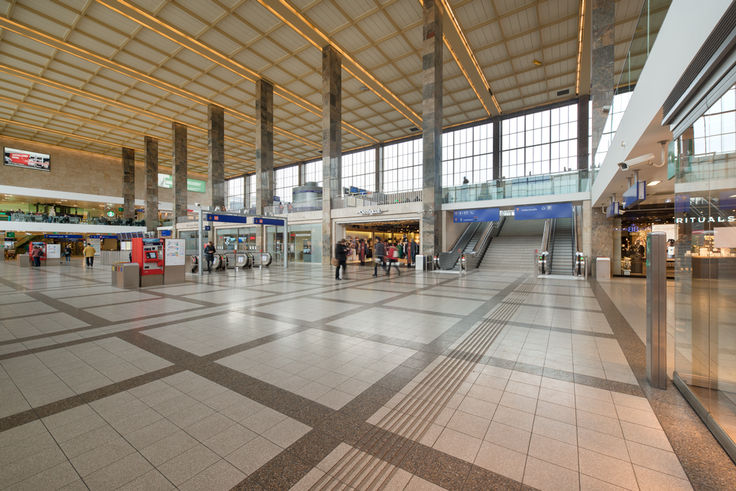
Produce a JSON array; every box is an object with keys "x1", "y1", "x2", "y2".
[
  {"x1": 714, "y1": 227, "x2": 736, "y2": 249},
  {"x1": 46, "y1": 244, "x2": 61, "y2": 259},
  {"x1": 165, "y1": 239, "x2": 186, "y2": 266},
  {"x1": 88, "y1": 238, "x2": 101, "y2": 256}
]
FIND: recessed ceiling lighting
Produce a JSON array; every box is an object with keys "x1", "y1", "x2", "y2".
[
  {"x1": 730, "y1": 194, "x2": 736, "y2": 198},
  {"x1": 533, "y1": 59, "x2": 543, "y2": 66},
  {"x1": 648, "y1": 180, "x2": 661, "y2": 186}
]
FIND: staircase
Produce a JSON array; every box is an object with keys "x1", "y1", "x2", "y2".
[
  {"x1": 549, "y1": 218, "x2": 574, "y2": 275},
  {"x1": 478, "y1": 219, "x2": 543, "y2": 273}
]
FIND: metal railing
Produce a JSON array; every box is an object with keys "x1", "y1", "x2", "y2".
[
  {"x1": 439, "y1": 221, "x2": 480, "y2": 270},
  {"x1": 331, "y1": 190, "x2": 423, "y2": 209},
  {"x1": 264, "y1": 203, "x2": 322, "y2": 216},
  {"x1": 443, "y1": 170, "x2": 590, "y2": 204},
  {"x1": 538, "y1": 219, "x2": 554, "y2": 275},
  {"x1": 464, "y1": 220, "x2": 500, "y2": 270}
]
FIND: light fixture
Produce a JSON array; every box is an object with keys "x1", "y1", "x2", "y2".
[
  {"x1": 647, "y1": 180, "x2": 661, "y2": 187},
  {"x1": 533, "y1": 59, "x2": 543, "y2": 66},
  {"x1": 730, "y1": 194, "x2": 736, "y2": 198}
]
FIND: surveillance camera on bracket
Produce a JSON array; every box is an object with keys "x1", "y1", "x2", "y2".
[{"x1": 618, "y1": 153, "x2": 654, "y2": 171}]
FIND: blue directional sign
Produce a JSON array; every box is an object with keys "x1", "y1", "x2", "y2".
[
  {"x1": 88, "y1": 234, "x2": 118, "y2": 239},
  {"x1": 622, "y1": 181, "x2": 646, "y2": 208},
  {"x1": 44, "y1": 234, "x2": 83, "y2": 239},
  {"x1": 206, "y1": 213, "x2": 249, "y2": 224},
  {"x1": 453, "y1": 208, "x2": 500, "y2": 223},
  {"x1": 514, "y1": 202, "x2": 572, "y2": 220},
  {"x1": 253, "y1": 217, "x2": 285, "y2": 226},
  {"x1": 159, "y1": 230, "x2": 172, "y2": 237}
]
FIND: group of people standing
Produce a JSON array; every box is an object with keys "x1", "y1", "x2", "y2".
[{"x1": 334, "y1": 235, "x2": 419, "y2": 280}]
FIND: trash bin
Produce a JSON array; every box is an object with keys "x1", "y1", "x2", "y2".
[
  {"x1": 415, "y1": 254, "x2": 425, "y2": 274},
  {"x1": 596, "y1": 257, "x2": 611, "y2": 280}
]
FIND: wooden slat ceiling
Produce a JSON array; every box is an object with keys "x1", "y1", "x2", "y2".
[{"x1": 0, "y1": 0, "x2": 650, "y2": 178}]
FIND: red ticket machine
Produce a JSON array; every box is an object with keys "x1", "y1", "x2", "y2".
[{"x1": 132, "y1": 238, "x2": 164, "y2": 286}]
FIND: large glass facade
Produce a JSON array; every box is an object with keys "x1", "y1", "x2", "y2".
[
  {"x1": 442, "y1": 122, "x2": 493, "y2": 187},
  {"x1": 591, "y1": 90, "x2": 633, "y2": 168},
  {"x1": 502, "y1": 103, "x2": 577, "y2": 178},
  {"x1": 274, "y1": 165, "x2": 299, "y2": 203},
  {"x1": 674, "y1": 85, "x2": 736, "y2": 454},
  {"x1": 342, "y1": 149, "x2": 376, "y2": 192},
  {"x1": 382, "y1": 139, "x2": 422, "y2": 193},
  {"x1": 225, "y1": 177, "x2": 244, "y2": 211},
  {"x1": 302, "y1": 160, "x2": 323, "y2": 186}
]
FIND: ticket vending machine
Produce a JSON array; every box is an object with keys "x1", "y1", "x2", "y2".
[{"x1": 132, "y1": 238, "x2": 164, "y2": 286}]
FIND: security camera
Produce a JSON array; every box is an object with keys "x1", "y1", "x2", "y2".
[
  {"x1": 195, "y1": 202, "x2": 201, "y2": 208},
  {"x1": 618, "y1": 153, "x2": 654, "y2": 172}
]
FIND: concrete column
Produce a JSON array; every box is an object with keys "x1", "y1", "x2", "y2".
[
  {"x1": 577, "y1": 95, "x2": 590, "y2": 171},
  {"x1": 321, "y1": 45, "x2": 342, "y2": 264},
  {"x1": 172, "y1": 122, "x2": 188, "y2": 224},
  {"x1": 492, "y1": 119, "x2": 501, "y2": 180},
  {"x1": 421, "y1": 0, "x2": 443, "y2": 257},
  {"x1": 255, "y1": 79, "x2": 274, "y2": 216},
  {"x1": 208, "y1": 104, "x2": 225, "y2": 210},
  {"x1": 122, "y1": 147, "x2": 135, "y2": 220},
  {"x1": 590, "y1": 0, "x2": 614, "y2": 158},
  {"x1": 144, "y1": 137, "x2": 158, "y2": 231}
]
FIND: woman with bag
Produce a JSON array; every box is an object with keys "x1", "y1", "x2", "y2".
[{"x1": 385, "y1": 241, "x2": 400, "y2": 277}]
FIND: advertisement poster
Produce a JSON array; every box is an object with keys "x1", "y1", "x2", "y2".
[
  {"x1": 165, "y1": 239, "x2": 185, "y2": 266},
  {"x1": 46, "y1": 244, "x2": 61, "y2": 259},
  {"x1": 4, "y1": 147, "x2": 50, "y2": 171},
  {"x1": 87, "y1": 238, "x2": 101, "y2": 256}
]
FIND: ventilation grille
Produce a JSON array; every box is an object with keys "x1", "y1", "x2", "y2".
[{"x1": 663, "y1": 3, "x2": 736, "y2": 117}]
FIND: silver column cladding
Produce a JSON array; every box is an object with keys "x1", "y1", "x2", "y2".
[{"x1": 646, "y1": 231, "x2": 667, "y2": 389}]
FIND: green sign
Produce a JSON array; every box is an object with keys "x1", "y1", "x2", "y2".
[
  {"x1": 107, "y1": 211, "x2": 116, "y2": 217},
  {"x1": 6, "y1": 232, "x2": 15, "y2": 238},
  {"x1": 158, "y1": 174, "x2": 206, "y2": 193}
]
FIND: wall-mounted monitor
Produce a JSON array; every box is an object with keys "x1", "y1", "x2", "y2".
[{"x1": 3, "y1": 147, "x2": 50, "y2": 171}]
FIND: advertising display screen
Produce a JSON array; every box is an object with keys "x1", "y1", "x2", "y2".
[{"x1": 4, "y1": 147, "x2": 50, "y2": 171}]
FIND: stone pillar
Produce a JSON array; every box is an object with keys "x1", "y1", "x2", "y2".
[
  {"x1": 492, "y1": 119, "x2": 501, "y2": 180},
  {"x1": 144, "y1": 137, "x2": 158, "y2": 231},
  {"x1": 374, "y1": 145, "x2": 381, "y2": 193},
  {"x1": 578, "y1": 95, "x2": 590, "y2": 171},
  {"x1": 122, "y1": 147, "x2": 135, "y2": 220},
  {"x1": 590, "y1": 0, "x2": 614, "y2": 158},
  {"x1": 255, "y1": 79, "x2": 274, "y2": 216},
  {"x1": 172, "y1": 122, "x2": 188, "y2": 224},
  {"x1": 208, "y1": 104, "x2": 225, "y2": 210},
  {"x1": 421, "y1": 0, "x2": 443, "y2": 257},
  {"x1": 321, "y1": 45, "x2": 342, "y2": 264}
]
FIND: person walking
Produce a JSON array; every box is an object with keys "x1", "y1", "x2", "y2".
[
  {"x1": 373, "y1": 237, "x2": 386, "y2": 277},
  {"x1": 64, "y1": 244, "x2": 72, "y2": 264},
  {"x1": 358, "y1": 239, "x2": 366, "y2": 266},
  {"x1": 204, "y1": 241, "x2": 216, "y2": 273},
  {"x1": 83, "y1": 242, "x2": 96, "y2": 268},
  {"x1": 30, "y1": 246, "x2": 42, "y2": 267},
  {"x1": 385, "y1": 240, "x2": 400, "y2": 277},
  {"x1": 335, "y1": 239, "x2": 347, "y2": 280}
]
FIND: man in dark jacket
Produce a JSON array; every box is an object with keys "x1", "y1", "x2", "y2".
[
  {"x1": 335, "y1": 239, "x2": 347, "y2": 280},
  {"x1": 204, "y1": 241, "x2": 216, "y2": 273},
  {"x1": 373, "y1": 238, "x2": 386, "y2": 277}
]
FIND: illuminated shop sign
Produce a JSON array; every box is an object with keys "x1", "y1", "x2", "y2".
[
  {"x1": 357, "y1": 208, "x2": 384, "y2": 216},
  {"x1": 674, "y1": 216, "x2": 735, "y2": 223}
]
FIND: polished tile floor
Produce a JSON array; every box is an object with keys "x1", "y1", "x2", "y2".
[{"x1": 0, "y1": 259, "x2": 729, "y2": 490}]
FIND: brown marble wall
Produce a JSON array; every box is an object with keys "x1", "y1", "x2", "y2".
[
  {"x1": 208, "y1": 104, "x2": 225, "y2": 210},
  {"x1": 321, "y1": 45, "x2": 342, "y2": 264},
  {"x1": 121, "y1": 147, "x2": 135, "y2": 219},
  {"x1": 421, "y1": 0, "x2": 443, "y2": 256},
  {"x1": 590, "y1": 0, "x2": 614, "y2": 157},
  {"x1": 578, "y1": 94, "x2": 590, "y2": 170},
  {"x1": 144, "y1": 136, "x2": 159, "y2": 231},
  {"x1": 255, "y1": 79, "x2": 274, "y2": 216},
  {"x1": 172, "y1": 122, "x2": 188, "y2": 223}
]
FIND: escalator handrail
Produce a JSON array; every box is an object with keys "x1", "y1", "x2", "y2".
[
  {"x1": 465, "y1": 219, "x2": 500, "y2": 269},
  {"x1": 440, "y1": 221, "x2": 481, "y2": 269}
]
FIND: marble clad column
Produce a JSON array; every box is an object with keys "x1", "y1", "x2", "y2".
[
  {"x1": 144, "y1": 136, "x2": 158, "y2": 231},
  {"x1": 590, "y1": 0, "x2": 614, "y2": 158},
  {"x1": 492, "y1": 119, "x2": 501, "y2": 180},
  {"x1": 122, "y1": 147, "x2": 135, "y2": 220},
  {"x1": 321, "y1": 45, "x2": 341, "y2": 264},
  {"x1": 172, "y1": 122, "x2": 188, "y2": 225},
  {"x1": 208, "y1": 104, "x2": 225, "y2": 210},
  {"x1": 255, "y1": 79, "x2": 274, "y2": 216},
  {"x1": 578, "y1": 94, "x2": 590, "y2": 171},
  {"x1": 421, "y1": 0, "x2": 443, "y2": 257}
]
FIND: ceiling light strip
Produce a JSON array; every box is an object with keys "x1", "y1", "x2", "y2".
[
  {"x1": 95, "y1": 0, "x2": 374, "y2": 144},
  {"x1": 257, "y1": 0, "x2": 421, "y2": 127},
  {"x1": 436, "y1": 0, "x2": 501, "y2": 115},
  {"x1": 575, "y1": 0, "x2": 586, "y2": 94}
]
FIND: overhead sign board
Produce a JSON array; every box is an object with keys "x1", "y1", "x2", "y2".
[
  {"x1": 253, "y1": 217, "x2": 285, "y2": 226},
  {"x1": 88, "y1": 235, "x2": 118, "y2": 239},
  {"x1": 157, "y1": 174, "x2": 206, "y2": 193},
  {"x1": 44, "y1": 234, "x2": 83, "y2": 239},
  {"x1": 622, "y1": 181, "x2": 646, "y2": 208},
  {"x1": 206, "y1": 213, "x2": 249, "y2": 224},
  {"x1": 514, "y1": 202, "x2": 572, "y2": 220},
  {"x1": 453, "y1": 208, "x2": 500, "y2": 223}
]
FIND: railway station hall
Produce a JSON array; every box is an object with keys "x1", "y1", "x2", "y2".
[{"x1": 2, "y1": 0, "x2": 736, "y2": 489}]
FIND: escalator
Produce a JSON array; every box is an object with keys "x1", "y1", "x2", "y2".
[
  {"x1": 549, "y1": 218, "x2": 574, "y2": 275},
  {"x1": 438, "y1": 220, "x2": 497, "y2": 270}
]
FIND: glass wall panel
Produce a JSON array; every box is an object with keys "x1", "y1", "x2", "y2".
[
  {"x1": 675, "y1": 84, "x2": 736, "y2": 450},
  {"x1": 382, "y1": 139, "x2": 422, "y2": 193},
  {"x1": 225, "y1": 177, "x2": 244, "y2": 211},
  {"x1": 342, "y1": 149, "x2": 376, "y2": 192},
  {"x1": 274, "y1": 165, "x2": 299, "y2": 203},
  {"x1": 442, "y1": 122, "x2": 493, "y2": 187},
  {"x1": 303, "y1": 160, "x2": 323, "y2": 186}
]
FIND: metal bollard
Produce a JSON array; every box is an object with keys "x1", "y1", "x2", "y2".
[{"x1": 646, "y1": 232, "x2": 667, "y2": 389}]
